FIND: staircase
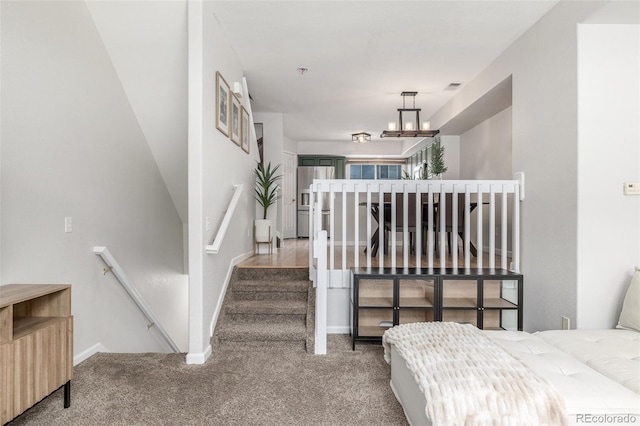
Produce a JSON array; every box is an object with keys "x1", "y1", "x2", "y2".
[{"x1": 214, "y1": 267, "x2": 315, "y2": 352}]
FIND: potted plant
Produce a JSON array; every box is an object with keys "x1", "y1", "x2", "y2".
[
  {"x1": 254, "y1": 162, "x2": 281, "y2": 252},
  {"x1": 429, "y1": 136, "x2": 447, "y2": 179}
]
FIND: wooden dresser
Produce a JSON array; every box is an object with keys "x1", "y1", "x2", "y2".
[{"x1": 0, "y1": 284, "x2": 73, "y2": 424}]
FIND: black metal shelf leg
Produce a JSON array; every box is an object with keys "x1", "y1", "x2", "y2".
[{"x1": 64, "y1": 380, "x2": 71, "y2": 408}]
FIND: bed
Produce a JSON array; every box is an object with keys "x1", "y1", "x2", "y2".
[{"x1": 383, "y1": 269, "x2": 640, "y2": 425}]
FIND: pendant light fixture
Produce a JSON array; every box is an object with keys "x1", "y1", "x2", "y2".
[{"x1": 381, "y1": 92, "x2": 439, "y2": 138}]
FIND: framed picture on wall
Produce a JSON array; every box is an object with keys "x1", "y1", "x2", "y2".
[
  {"x1": 255, "y1": 123, "x2": 264, "y2": 164},
  {"x1": 230, "y1": 95, "x2": 241, "y2": 146},
  {"x1": 215, "y1": 71, "x2": 230, "y2": 137},
  {"x1": 240, "y1": 106, "x2": 250, "y2": 153}
]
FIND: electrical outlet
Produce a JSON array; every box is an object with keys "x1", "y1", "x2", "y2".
[
  {"x1": 623, "y1": 182, "x2": 640, "y2": 195},
  {"x1": 562, "y1": 316, "x2": 570, "y2": 330},
  {"x1": 64, "y1": 217, "x2": 72, "y2": 233},
  {"x1": 205, "y1": 216, "x2": 211, "y2": 231}
]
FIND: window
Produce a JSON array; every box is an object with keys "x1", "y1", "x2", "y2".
[
  {"x1": 407, "y1": 136, "x2": 440, "y2": 179},
  {"x1": 348, "y1": 163, "x2": 403, "y2": 180},
  {"x1": 377, "y1": 165, "x2": 401, "y2": 179}
]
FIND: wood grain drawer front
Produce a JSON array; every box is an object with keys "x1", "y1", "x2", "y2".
[
  {"x1": 0, "y1": 343, "x2": 14, "y2": 424},
  {"x1": 12, "y1": 317, "x2": 73, "y2": 417}
]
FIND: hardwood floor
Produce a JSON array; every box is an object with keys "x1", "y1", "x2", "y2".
[
  {"x1": 239, "y1": 239, "x2": 311, "y2": 268},
  {"x1": 238, "y1": 238, "x2": 510, "y2": 269}
]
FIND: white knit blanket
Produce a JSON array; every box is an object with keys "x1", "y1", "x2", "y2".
[{"x1": 383, "y1": 322, "x2": 567, "y2": 426}]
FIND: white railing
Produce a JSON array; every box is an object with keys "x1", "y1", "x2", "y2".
[
  {"x1": 310, "y1": 178, "x2": 523, "y2": 354},
  {"x1": 313, "y1": 230, "x2": 328, "y2": 355},
  {"x1": 93, "y1": 246, "x2": 180, "y2": 352},
  {"x1": 206, "y1": 184, "x2": 243, "y2": 255}
]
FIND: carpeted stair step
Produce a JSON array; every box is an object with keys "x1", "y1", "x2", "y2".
[
  {"x1": 234, "y1": 267, "x2": 309, "y2": 282},
  {"x1": 232, "y1": 280, "x2": 309, "y2": 301},
  {"x1": 216, "y1": 339, "x2": 306, "y2": 351},
  {"x1": 225, "y1": 299, "x2": 307, "y2": 316},
  {"x1": 217, "y1": 318, "x2": 307, "y2": 343},
  {"x1": 213, "y1": 267, "x2": 314, "y2": 353},
  {"x1": 225, "y1": 313, "x2": 305, "y2": 323}
]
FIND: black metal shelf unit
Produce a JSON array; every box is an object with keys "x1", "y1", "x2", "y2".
[{"x1": 351, "y1": 267, "x2": 523, "y2": 349}]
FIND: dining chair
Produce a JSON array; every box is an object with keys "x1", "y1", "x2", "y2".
[
  {"x1": 435, "y1": 193, "x2": 468, "y2": 256},
  {"x1": 383, "y1": 193, "x2": 418, "y2": 254}
]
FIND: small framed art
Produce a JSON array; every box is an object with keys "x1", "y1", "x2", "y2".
[
  {"x1": 230, "y1": 94, "x2": 241, "y2": 145},
  {"x1": 215, "y1": 71, "x2": 230, "y2": 136},
  {"x1": 241, "y1": 106, "x2": 250, "y2": 153}
]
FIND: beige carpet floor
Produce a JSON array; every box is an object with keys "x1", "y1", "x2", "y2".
[{"x1": 8, "y1": 335, "x2": 409, "y2": 426}]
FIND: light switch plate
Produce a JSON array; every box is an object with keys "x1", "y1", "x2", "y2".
[{"x1": 64, "y1": 217, "x2": 72, "y2": 233}]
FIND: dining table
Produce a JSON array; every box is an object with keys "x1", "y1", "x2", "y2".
[{"x1": 359, "y1": 195, "x2": 483, "y2": 257}]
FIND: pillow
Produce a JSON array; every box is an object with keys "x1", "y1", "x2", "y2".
[{"x1": 617, "y1": 268, "x2": 640, "y2": 332}]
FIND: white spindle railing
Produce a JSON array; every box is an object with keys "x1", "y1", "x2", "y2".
[
  {"x1": 309, "y1": 178, "x2": 523, "y2": 354},
  {"x1": 313, "y1": 230, "x2": 328, "y2": 355}
]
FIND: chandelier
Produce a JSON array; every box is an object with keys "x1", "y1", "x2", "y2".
[
  {"x1": 352, "y1": 132, "x2": 371, "y2": 144},
  {"x1": 380, "y1": 91, "x2": 439, "y2": 138}
]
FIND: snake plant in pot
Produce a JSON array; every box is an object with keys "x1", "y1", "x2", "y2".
[{"x1": 253, "y1": 162, "x2": 281, "y2": 252}]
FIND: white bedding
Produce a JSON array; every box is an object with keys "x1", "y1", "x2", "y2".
[
  {"x1": 387, "y1": 329, "x2": 640, "y2": 426},
  {"x1": 486, "y1": 331, "x2": 640, "y2": 417},
  {"x1": 384, "y1": 322, "x2": 567, "y2": 425},
  {"x1": 536, "y1": 329, "x2": 640, "y2": 394}
]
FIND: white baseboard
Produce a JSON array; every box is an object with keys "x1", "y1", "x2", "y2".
[
  {"x1": 76, "y1": 343, "x2": 213, "y2": 366},
  {"x1": 74, "y1": 342, "x2": 109, "y2": 366},
  {"x1": 186, "y1": 344, "x2": 212, "y2": 365},
  {"x1": 209, "y1": 249, "x2": 254, "y2": 337}
]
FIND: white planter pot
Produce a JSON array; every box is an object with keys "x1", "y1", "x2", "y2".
[
  {"x1": 254, "y1": 219, "x2": 272, "y2": 243},
  {"x1": 254, "y1": 219, "x2": 273, "y2": 254}
]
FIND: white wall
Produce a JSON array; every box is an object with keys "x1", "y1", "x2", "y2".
[
  {"x1": 186, "y1": 3, "x2": 260, "y2": 363},
  {"x1": 458, "y1": 108, "x2": 513, "y2": 255},
  {"x1": 85, "y1": 1, "x2": 189, "y2": 225},
  {"x1": 576, "y1": 24, "x2": 640, "y2": 328},
  {"x1": 1, "y1": 1, "x2": 187, "y2": 355},
  {"x1": 430, "y1": 1, "x2": 615, "y2": 332},
  {"x1": 440, "y1": 135, "x2": 460, "y2": 180},
  {"x1": 283, "y1": 136, "x2": 297, "y2": 154},
  {"x1": 253, "y1": 112, "x2": 285, "y2": 243},
  {"x1": 328, "y1": 288, "x2": 350, "y2": 333},
  {"x1": 459, "y1": 107, "x2": 512, "y2": 180}
]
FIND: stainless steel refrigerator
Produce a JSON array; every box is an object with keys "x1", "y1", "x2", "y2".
[{"x1": 297, "y1": 166, "x2": 335, "y2": 237}]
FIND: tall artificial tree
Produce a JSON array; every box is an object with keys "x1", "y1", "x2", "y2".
[{"x1": 429, "y1": 136, "x2": 448, "y2": 179}]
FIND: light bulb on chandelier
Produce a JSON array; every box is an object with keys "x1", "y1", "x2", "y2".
[{"x1": 381, "y1": 92, "x2": 439, "y2": 138}]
